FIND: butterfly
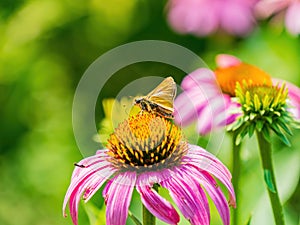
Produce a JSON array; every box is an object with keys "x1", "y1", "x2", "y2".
[{"x1": 134, "y1": 77, "x2": 177, "y2": 119}]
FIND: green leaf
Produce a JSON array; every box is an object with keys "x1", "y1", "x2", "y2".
[
  {"x1": 243, "y1": 124, "x2": 250, "y2": 136},
  {"x1": 228, "y1": 118, "x2": 243, "y2": 131},
  {"x1": 276, "y1": 132, "x2": 291, "y2": 147},
  {"x1": 235, "y1": 133, "x2": 243, "y2": 146},
  {"x1": 265, "y1": 116, "x2": 272, "y2": 124},
  {"x1": 264, "y1": 169, "x2": 276, "y2": 193},
  {"x1": 84, "y1": 203, "x2": 106, "y2": 225},
  {"x1": 235, "y1": 124, "x2": 248, "y2": 145},
  {"x1": 245, "y1": 214, "x2": 252, "y2": 225},
  {"x1": 128, "y1": 211, "x2": 142, "y2": 225},
  {"x1": 270, "y1": 124, "x2": 291, "y2": 146},
  {"x1": 261, "y1": 127, "x2": 271, "y2": 143},
  {"x1": 270, "y1": 123, "x2": 281, "y2": 134},
  {"x1": 256, "y1": 120, "x2": 264, "y2": 132},
  {"x1": 244, "y1": 115, "x2": 250, "y2": 121},
  {"x1": 248, "y1": 123, "x2": 255, "y2": 137},
  {"x1": 250, "y1": 112, "x2": 257, "y2": 121},
  {"x1": 277, "y1": 119, "x2": 293, "y2": 136}
]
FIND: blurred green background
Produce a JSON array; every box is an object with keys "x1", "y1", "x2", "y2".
[{"x1": 0, "y1": 0, "x2": 299, "y2": 225}]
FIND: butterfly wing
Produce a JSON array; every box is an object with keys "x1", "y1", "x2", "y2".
[{"x1": 146, "y1": 77, "x2": 177, "y2": 112}]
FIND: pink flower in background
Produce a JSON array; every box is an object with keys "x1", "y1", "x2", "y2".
[
  {"x1": 63, "y1": 113, "x2": 235, "y2": 225},
  {"x1": 174, "y1": 68, "x2": 242, "y2": 134},
  {"x1": 174, "y1": 54, "x2": 300, "y2": 134},
  {"x1": 255, "y1": 0, "x2": 300, "y2": 35},
  {"x1": 167, "y1": 0, "x2": 258, "y2": 37}
]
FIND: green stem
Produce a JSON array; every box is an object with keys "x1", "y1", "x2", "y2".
[
  {"x1": 231, "y1": 131, "x2": 242, "y2": 225},
  {"x1": 142, "y1": 184, "x2": 158, "y2": 225},
  {"x1": 256, "y1": 131, "x2": 285, "y2": 225}
]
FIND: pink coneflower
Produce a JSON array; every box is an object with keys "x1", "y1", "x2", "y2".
[
  {"x1": 174, "y1": 54, "x2": 300, "y2": 138},
  {"x1": 63, "y1": 112, "x2": 236, "y2": 225},
  {"x1": 255, "y1": 0, "x2": 300, "y2": 35},
  {"x1": 166, "y1": 0, "x2": 258, "y2": 37}
]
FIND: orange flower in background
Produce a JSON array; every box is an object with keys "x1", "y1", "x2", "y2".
[{"x1": 174, "y1": 54, "x2": 300, "y2": 137}]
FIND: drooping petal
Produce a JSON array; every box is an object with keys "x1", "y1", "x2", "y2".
[
  {"x1": 161, "y1": 167, "x2": 210, "y2": 225},
  {"x1": 183, "y1": 144, "x2": 236, "y2": 207},
  {"x1": 186, "y1": 165, "x2": 231, "y2": 225},
  {"x1": 137, "y1": 186, "x2": 179, "y2": 224},
  {"x1": 215, "y1": 54, "x2": 242, "y2": 68},
  {"x1": 285, "y1": 1, "x2": 300, "y2": 35},
  {"x1": 64, "y1": 152, "x2": 111, "y2": 206},
  {"x1": 135, "y1": 170, "x2": 179, "y2": 224},
  {"x1": 103, "y1": 172, "x2": 136, "y2": 225},
  {"x1": 83, "y1": 169, "x2": 112, "y2": 202},
  {"x1": 63, "y1": 151, "x2": 116, "y2": 225},
  {"x1": 137, "y1": 177, "x2": 179, "y2": 224},
  {"x1": 273, "y1": 78, "x2": 300, "y2": 120}
]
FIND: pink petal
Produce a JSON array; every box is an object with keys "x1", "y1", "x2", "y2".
[
  {"x1": 181, "y1": 68, "x2": 219, "y2": 91},
  {"x1": 174, "y1": 90, "x2": 203, "y2": 126},
  {"x1": 103, "y1": 172, "x2": 136, "y2": 225},
  {"x1": 136, "y1": 170, "x2": 179, "y2": 224},
  {"x1": 175, "y1": 67, "x2": 239, "y2": 133},
  {"x1": 255, "y1": 0, "x2": 290, "y2": 18},
  {"x1": 63, "y1": 152, "x2": 115, "y2": 225},
  {"x1": 161, "y1": 167, "x2": 210, "y2": 225},
  {"x1": 136, "y1": 185, "x2": 179, "y2": 224},
  {"x1": 273, "y1": 78, "x2": 300, "y2": 120},
  {"x1": 64, "y1": 153, "x2": 111, "y2": 205},
  {"x1": 187, "y1": 166, "x2": 231, "y2": 225},
  {"x1": 174, "y1": 88, "x2": 212, "y2": 127},
  {"x1": 167, "y1": 0, "x2": 218, "y2": 36},
  {"x1": 184, "y1": 144, "x2": 236, "y2": 207},
  {"x1": 196, "y1": 94, "x2": 230, "y2": 134},
  {"x1": 216, "y1": 95, "x2": 241, "y2": 127},
  {"x1": 220, "y1": 2, "x2": 255, "y2": 36},
  {"x1": 215, "y1": 54, "x2": 242, "y2": 68},
  {"x1": 66, "y1": 167, "x2": 114, "y2": 225},
  {"x1": 83, "y1": 167, "x2": 113, "y2": 202},
  {"x1": 174, "y1": 68, "x2": 223, "y2": 128},
  {"x1": 137, "y1": 170, "x2": 172, "y2": 186},
  {"x1": 70, "y1": 150, "x2": 107, "y2": 180},
  {"x1": 285, "y1": 2, "x2": 300, "y2": 35}
]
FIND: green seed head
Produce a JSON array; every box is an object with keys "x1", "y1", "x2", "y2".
[{"x1": 229, "y1": 80, "x2": 294, "y2": 146}]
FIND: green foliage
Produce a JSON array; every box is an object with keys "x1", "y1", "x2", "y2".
[
  {"x1": 264, "y1": 169, "x2": 277, "y2": 193},
  {"x1": 229, "y1": 82, "x2": 298, "y2": 146}
]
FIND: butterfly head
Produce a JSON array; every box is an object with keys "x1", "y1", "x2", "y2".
[{"x1": 134, "y1": 97, "x2": 143, "y2": 105}]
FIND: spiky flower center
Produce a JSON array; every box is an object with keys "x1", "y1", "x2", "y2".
[
  {"x1": 215, "y1": 63, "x2": 272, "y2": 96},
  {"x1": 106, "y1": 112, "x2": 187, "y2": 171},
  {"x1": 236, "y1": 81, "x2": 288, "y2": 116},
  {"x1": 230, "y1": 80, "x2": 293, "y2": 145}
]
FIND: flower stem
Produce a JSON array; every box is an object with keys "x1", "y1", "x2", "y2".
[
  {"x1": 231, "y1": 131, "x2": 242, "y2": 225},
  {"x1": 142, "y1": 184, "x2": 158, "y2": 225},
  {"x1": 256, "y1": 131, "x2": 285, "y2": 225}
]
